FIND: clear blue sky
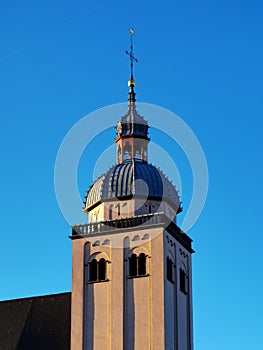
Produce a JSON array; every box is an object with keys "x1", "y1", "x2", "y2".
[{"x1": 1, "y1": 1, "x2": 263, "y2": 349}]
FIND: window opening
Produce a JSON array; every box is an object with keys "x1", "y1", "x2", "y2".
[
  {"x1": 129, "y1": 254, "x2": 137, "y2": 277},
  {"x1": 138, "y1": 253, "x2": 146, "y2": 275},
  {"x1": 109, "y1": 204, "x2": 113, "y2": 220},
  {"x1": 167, "y1": 257, "x2": 174, "y2": 283},
  {"x1": 116, "y1": 203, "x2": 120, "y2": 216},
  {"x1": 124, "y1": 151, "x2": 130, "y2": 161},
  {"x1": 180, "y1": 268, "x2": 188, "y2": 294},
  {"x1": 89, "y1": 258, "x2": 108, "y2": 282},
  {"x1": 98, "y1": 258, "x2": 106, "y2": 281},
  {"x1": 129, "y1": 253, "x2": 147, "y2": 277},
  {"x1": 89, "y1": 259, "x2": 97, "y2": 282},
  {"x1": 135, "y1": 150, "x2": 140, "y2": 159}
]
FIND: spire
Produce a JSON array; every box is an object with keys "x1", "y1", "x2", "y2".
[
  {"x1": 114, "y1": 27, "x2": 149, "y2": 165},
  {"x1": 125, "y1": 27, "x2": 138, "y2": 103}
]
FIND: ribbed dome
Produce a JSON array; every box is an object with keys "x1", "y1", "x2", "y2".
[{"x1": 85, "y1": 161, "x2": 181, "y2": 212}]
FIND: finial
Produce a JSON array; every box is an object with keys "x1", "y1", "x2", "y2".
[{"x1": 125, "y1": 27, "x2": 138, "y2": 102}]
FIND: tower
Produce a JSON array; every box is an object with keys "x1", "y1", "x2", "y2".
[{"x1": 70, "y1": 31, "x2": 194, "y2": 350}]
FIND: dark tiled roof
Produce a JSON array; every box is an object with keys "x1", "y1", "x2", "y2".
[
  {"x1": 117, "y1": 103, "x2": 149, "y2": 139},
  {"x1": 85, "y1": 160, "x2": 181, "y2": 211},
  {"x1": 0, "y1": 292, "x2": 71, "y2": 350}
]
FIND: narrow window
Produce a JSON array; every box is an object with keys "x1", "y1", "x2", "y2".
[
  {"x1": 118, "y1": 146, "x2": 121, "y2": 157},
  {"x1": 129, "y1": 254, "x2": 137, "y2": 277},
  {"x1": 149, "y1": 204, "x2": 152, "y2": 214},
  {"x1": 116, "y1": 203, "x2": 120, "y2": 216},
  {"x1": 109, "y1": 204, "x2": 113, "y2": 220},
  {"x1": 135, "y1": 150, "x2": 140, "y2": 159},
  {"x1": 124, "y1": 151, "x2": 130, "y2": 161},
  {"x1": 180, "y1": 268, "x2": 188, "y2": 294},
  {"x1": 89, "y1": 259, "x2": 98, "y2": 281},
  {"x1": 98, "y1": 258, "x2": 106, "y2": 281},
  {"x1": 167, "y1": 257, "x2": 174, "y2": 283},
  {"x1": 138, "y1": 253, "x2": 146, "y2": 275}
]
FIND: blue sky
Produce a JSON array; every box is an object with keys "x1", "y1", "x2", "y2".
[{"x1": 1, "y1": 0, "x2": 263, "y2": 349}]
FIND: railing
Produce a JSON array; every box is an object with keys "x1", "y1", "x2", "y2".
[
  {"x1": 71, "y1": 212, "x2": 193, "y2": 251},
  {"x1": 72, "y1": 212, "x2": 168, "y2": 236}
]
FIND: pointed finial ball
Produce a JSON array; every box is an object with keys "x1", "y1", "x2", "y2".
[{"x1": 128, "y1": 79, "x2": 136, "y2": 87}]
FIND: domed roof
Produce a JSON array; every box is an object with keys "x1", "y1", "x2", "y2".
[
  {"x1": 116, "y1": 103, "x2": 149, "y2": 139},
  {"x1": 85, "y1": 160, "x2": 181, "y2": 212}
]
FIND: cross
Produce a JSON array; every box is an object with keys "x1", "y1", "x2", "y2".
[{"x1": 125, "y1": 27, "x2": 138, "y2": 79}]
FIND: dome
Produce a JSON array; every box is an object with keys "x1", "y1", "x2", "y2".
[
  {"x1": 116, "y1": 103, "x2": 149, "y2": 139},
  {"x1": 85, "y1": 160, "x2": 181, "y2": 212}
]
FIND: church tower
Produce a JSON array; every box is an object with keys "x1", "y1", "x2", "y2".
[{"x1": 70, "y1": 30, "x2": 194, "y2": 350}]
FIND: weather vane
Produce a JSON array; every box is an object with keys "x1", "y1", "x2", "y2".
[{"x1": 125, "y1": 27, "x2": 138, "y2": 81}]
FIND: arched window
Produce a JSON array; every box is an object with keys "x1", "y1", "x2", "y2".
[
  {"x1": 116, "y1": 203, "x2": 120, "y2": 216},
  {"x1": 180, "y1": 268, "x2": 188, "y2": 294},
  {"x1": 134, "y1": 150, "x2": 140, "y2": 159},
  {"x1": 129, "y1": 253, "x2": 147, "y2": 277},
  {"x1": 98, "y1": 258, "x2": 106, "y2": 281},
  {"x1": 138, "y1": 253, "x2": 146, "y2": 276},
  {"x1": 124, "y1": 151, "x2": 130, "y2": 161},
  {"x1": 129, "y1": 254, "x2": 137, "y2": 277},
  {"x1": 89, "y1": 259, "x2": 97, "y2": 282},
  {"x1": 89, "y1": 258, "x2": 108, "y2": 282},
  {"x1": 167, "y1": 257, "x2": 174, "y2": 283}
]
